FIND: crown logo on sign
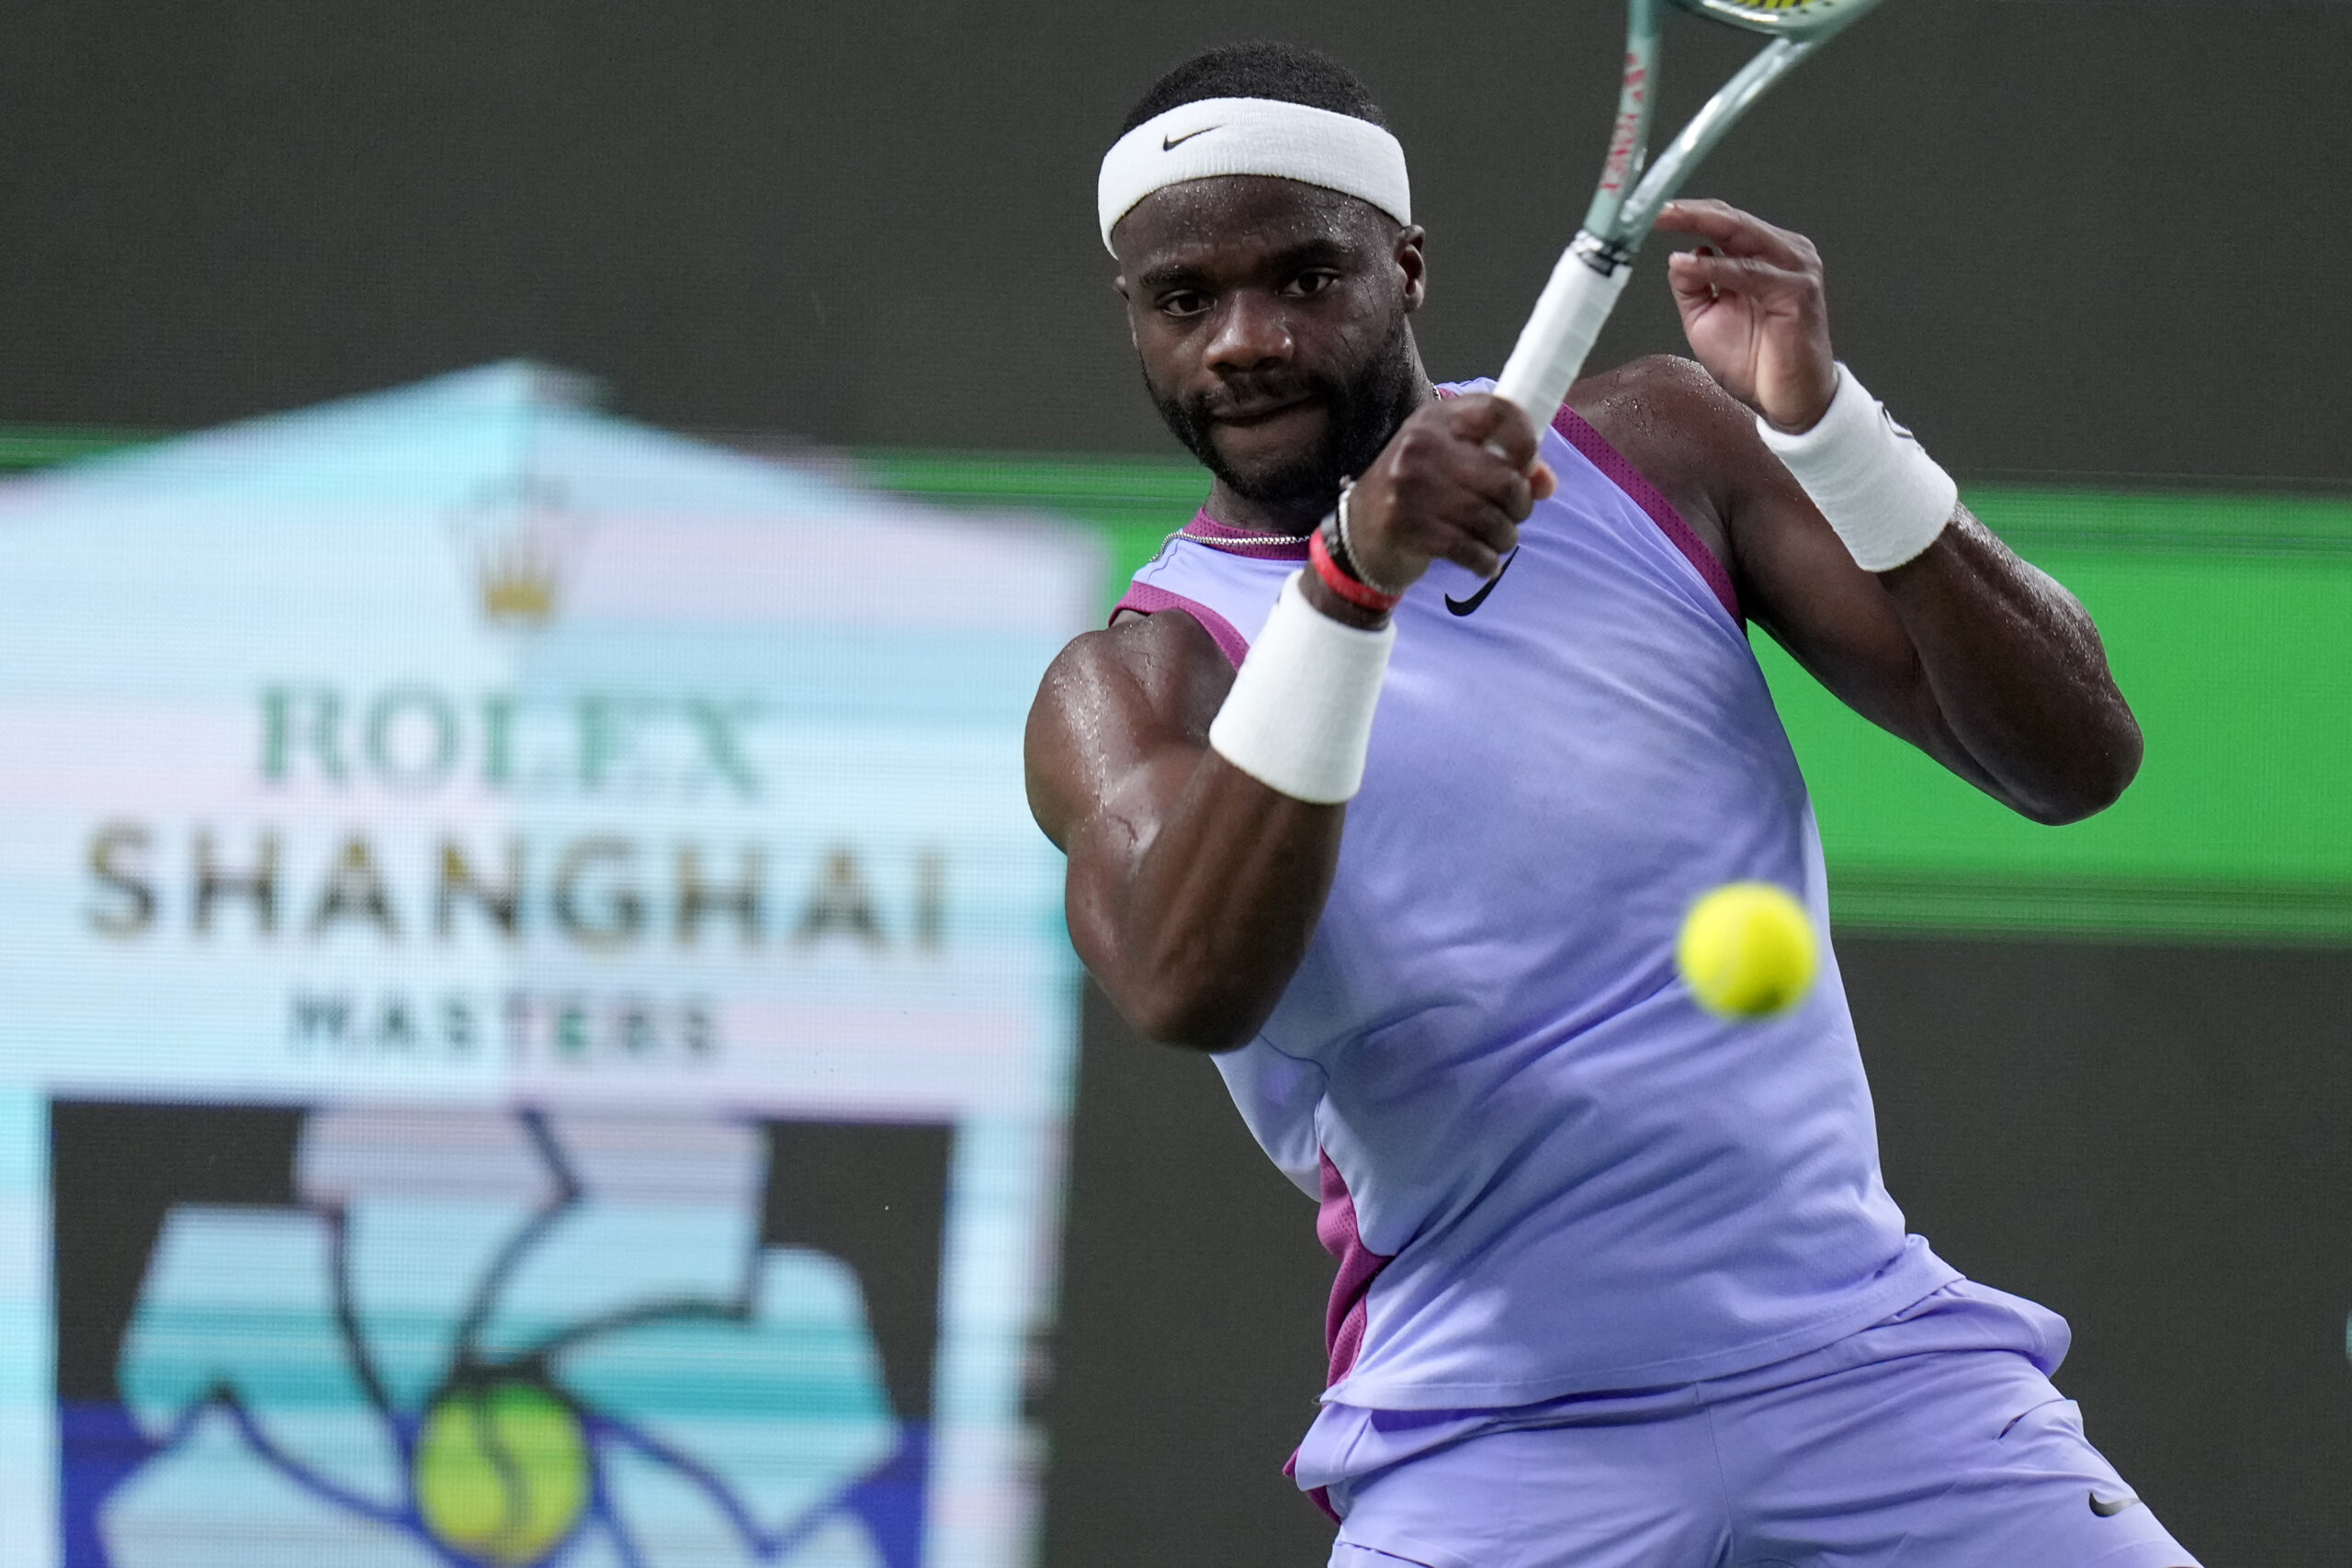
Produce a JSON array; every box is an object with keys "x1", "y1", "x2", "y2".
[
  {"x1": 478, "y1": 523, "x2": 562, "y2": 626},
  {"x1": 450, "y1": 476, "x2": 582, "y2": 630}
]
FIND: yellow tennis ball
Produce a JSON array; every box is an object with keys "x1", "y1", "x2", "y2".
[
  {"x1": 414, "y1": 1380, "x2": 590, "y2": 1566},
  {"x1": 1677, "y1": 881, "x2": 1818, "y2": 1020}
]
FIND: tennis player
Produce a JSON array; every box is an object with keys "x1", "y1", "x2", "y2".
[{"x1": 1026, "y1": 41, "x2": 2196, "y2": 1568}]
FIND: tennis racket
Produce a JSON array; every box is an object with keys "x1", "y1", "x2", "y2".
[{"x1": 1493, "y1": 0, "x2": 1893, "y2": 433}]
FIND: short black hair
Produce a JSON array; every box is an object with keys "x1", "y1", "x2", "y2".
[{"x1": 1120, "y1": 41, "x2": 1388, "y2": 135}]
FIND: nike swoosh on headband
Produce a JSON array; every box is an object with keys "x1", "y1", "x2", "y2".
[
  {"x1": 2088, "y1": 1489, "x2": 2142, "y2": 1518},
  {"x1": 1162, "y1": 127, "x2": 1217, "y2": 151},
  {"x1": 1445, "y1": 547, "x2": 1519, "y2": 616}
]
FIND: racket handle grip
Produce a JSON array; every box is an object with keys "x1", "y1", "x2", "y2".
[{"x1": 1494, "y1": 234, "x2": 1634, "y2": 435}]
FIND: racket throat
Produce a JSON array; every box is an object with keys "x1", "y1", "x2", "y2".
[
  {"x1": 1494, "y1": 233, "x2": 1638, "y2": 430},
  {"x1": 1571, "y1": 231, "x2": 1641, "y2": 277}
]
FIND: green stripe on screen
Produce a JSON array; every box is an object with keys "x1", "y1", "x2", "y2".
[
  {"x1": 1969, "y1": 483, "x2": 2352, "y2": 559},
  {"x1": 1827, "y1": 871, "x2": 2352, "y2": 944},
  {"x1": 0, "y1": 423, "x2": 157, "y2": 469}
]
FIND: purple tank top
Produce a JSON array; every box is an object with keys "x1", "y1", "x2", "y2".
[{"x1": 1115, "y1": 383, "x2": 1953, "y2": 1413}]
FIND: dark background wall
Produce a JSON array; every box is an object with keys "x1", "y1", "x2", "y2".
[
  {"x1": 1052, "y1": 944, "x2": 2352, "y2": 1567},
  {"x1": 4, "y1": 0, "x2": 2349, "y2": 479}
]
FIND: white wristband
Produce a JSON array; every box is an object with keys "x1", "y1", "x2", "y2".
[
  {"x1": 1208, "y1": 571, "x2": 1396, "y2": 805},
  {"x1": 1758, "y1": 364, "x2": 1958, "y2": 572}
]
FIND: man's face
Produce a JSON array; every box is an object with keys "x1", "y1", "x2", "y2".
[{"x1": 1112, "y1": 175, "x2": 1427, "y2": 515}]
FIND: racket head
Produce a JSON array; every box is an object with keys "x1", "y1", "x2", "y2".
[{"x1": 1668, "y1": 0, "x2": 1891, "y2": 40}]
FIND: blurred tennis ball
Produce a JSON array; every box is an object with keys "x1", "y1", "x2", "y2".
[
  {"x1": 1677, "y1": 881, "x2": 1818, "y2": 1020},
  {"x1": 415, "y1": 1379, "x2": 589, "y2": 1566}
]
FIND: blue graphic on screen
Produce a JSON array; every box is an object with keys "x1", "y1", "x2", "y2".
[{"x1": 62, "y1": 1106, "x2": 939, "y2": 1568}]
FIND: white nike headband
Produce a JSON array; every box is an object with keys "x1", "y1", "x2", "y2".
[{"x1": 1097, "y1": 96, "x2": 1412, "y2": 254}]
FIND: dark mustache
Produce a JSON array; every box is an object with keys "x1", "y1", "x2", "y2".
[{"x1": 1192, "y1": 377, "x2": 1331, "y2": 422}]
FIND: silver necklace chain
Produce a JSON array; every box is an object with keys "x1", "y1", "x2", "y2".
[{"x1": 1168, "y1": 522, "x2": 1315, "y2": 548}]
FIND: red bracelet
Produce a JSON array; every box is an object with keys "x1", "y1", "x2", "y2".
[{"x1": 1310, "y1": 526, "x2": 1403, "y2": 614}]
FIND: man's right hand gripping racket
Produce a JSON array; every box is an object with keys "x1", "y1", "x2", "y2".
[{"x1": 1494, "y1": 0, "x2": 1893, "y2": 434}]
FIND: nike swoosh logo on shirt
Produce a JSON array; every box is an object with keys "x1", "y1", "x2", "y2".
[
  {"x1": 1445, "y1": 547, "x2": 1519, "y2": 616},
  {"x1": 1162, "y1": 127, "x2": 1216, "y2": 150},
  {"x1": 2088, "y1": 1489, "x2": 2142, "y2": 1518}
]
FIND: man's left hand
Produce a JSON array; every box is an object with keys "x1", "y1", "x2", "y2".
[{"x1": 1656, "y1": 198, "x2": 1838, "y2": 434}]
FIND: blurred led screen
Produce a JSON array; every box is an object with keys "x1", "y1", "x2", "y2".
[{"x1": 0, "y1": 366, "x2": 1097, "y2": 1568}]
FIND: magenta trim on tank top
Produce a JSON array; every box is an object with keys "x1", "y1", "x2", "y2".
[
  {"x1": 1549, "y1": 405, "x2": 1742, "y2": 623},
  {"x1": 1107, "y1": 582, "x2": 1250, "y2": 668},
  {"x1": 1283, "y1": 1151, "x2": 1393, "y2": 1529},
  {"x1": 1317, "y1": 1151, "x2": 1395, "y2": 1385}
]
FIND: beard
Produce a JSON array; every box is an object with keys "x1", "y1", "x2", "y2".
[{"x1": 1146, "y1": 314, "x2": 1424, "y2": 518}]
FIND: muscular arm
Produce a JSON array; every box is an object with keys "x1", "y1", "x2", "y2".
[
  {"x1": 1760, "y1": 489, "x2": 2143, "y2": 825},
  {"x1": 1025, "y1": 609, "x2": 1345, "y2": 1051},
  {"x1": 1620, "y1": 201, "x2": 2143, "y2": 825},
  {"x1": 1599, "y1": 356, "x2": 2141, "y2": 823}
]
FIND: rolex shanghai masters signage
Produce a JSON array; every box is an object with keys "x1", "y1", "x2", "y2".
[{"x1": 0, "y1": 366, "x2": 1097, "y2": 1568}]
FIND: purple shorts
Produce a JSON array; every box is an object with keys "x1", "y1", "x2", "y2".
[{"x1": 1310, "y1": 1282, "x2": 2199, "y2": 1568}]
